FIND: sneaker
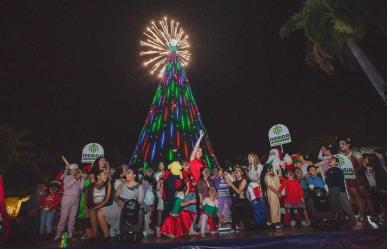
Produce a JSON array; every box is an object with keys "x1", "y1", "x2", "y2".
[
  {"x1": 301, "y1": 220, "x2": 311, "y2": 227},
  {"x1": 275, "y1": 224, "x2": 283, "y2": 229},
  {"x1": 290, "y1": 220, "x2": 296, "y2": 227}
]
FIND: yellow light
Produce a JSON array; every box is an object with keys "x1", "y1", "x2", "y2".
[
  {"x1": 139, "y1": 17, "x2": 191, "y2": 78},
  {"x1": 5, "y1": 196, "x2": 30, "y2": 218}
]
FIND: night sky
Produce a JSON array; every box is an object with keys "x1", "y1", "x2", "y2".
[{"x1": 1, "y1": 0, "x2": 387, "y2": 165}]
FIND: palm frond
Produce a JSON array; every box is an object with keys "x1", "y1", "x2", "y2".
[{"x1": 279, "y1": 12, "x2": 306, "y2": 38}]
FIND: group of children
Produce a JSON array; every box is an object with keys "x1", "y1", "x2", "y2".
[{"x1": 16, "y1": 135, "x2": 387, "y2": 242}]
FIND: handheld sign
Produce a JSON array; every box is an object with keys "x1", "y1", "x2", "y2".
[
  {"x1": 335, "y1": 154, "x2": 356, "y2": 179},
  {"x1": 81, "y1": 143, "x2": 104, "y2": 163},
  {"x1": 268, "y1": 124, "x2": 292, "y2": 147}
]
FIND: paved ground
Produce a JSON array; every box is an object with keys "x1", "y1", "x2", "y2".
[{"x1": 1, "y1": 221, "x2": 385, "y2": 249}]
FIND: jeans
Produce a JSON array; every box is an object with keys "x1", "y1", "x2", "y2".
[
  {"x1": 329, "y1": 187, "x2": 353, "y2": 218},
  {"x1": 40, "y1": 210, "x2": 56, "y2": 234}
]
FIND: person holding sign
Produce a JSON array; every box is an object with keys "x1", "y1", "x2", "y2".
[{"x1": 339, "y1": 138, "x2": 375, "y2": 222}]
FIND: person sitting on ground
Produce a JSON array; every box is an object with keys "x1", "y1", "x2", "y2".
[
  {"x1": 199, "y1": 187, "x2": 224, "y2": 237},
  {"x1": 97, "y1": 167, "x2": 144, "y2": 240},
  {"x1": 85, "y1": 169, "x2": 112, "y2": 240},
  {"x1": 306, "y1": 165, "x2": 329, "y2": 193}
]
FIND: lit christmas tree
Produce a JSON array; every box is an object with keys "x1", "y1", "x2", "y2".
[{"x1": 129, "y1": 18, "x2": 217, "y2": 169}]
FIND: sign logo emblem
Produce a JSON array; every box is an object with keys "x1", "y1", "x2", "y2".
[
  {"x1": 89, "y1": 144, "x2": 98, "y2": 153},
  {"x1": 273, "y1": 125, "x2": 283, "y2": 135}
]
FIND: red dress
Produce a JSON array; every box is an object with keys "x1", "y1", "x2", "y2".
[
  {"x1": 161, "y1": 193, "x2": 194, "y2": 238},
  {"x1": 278, "y1": 178, "x2": 305, "y2": 208}
]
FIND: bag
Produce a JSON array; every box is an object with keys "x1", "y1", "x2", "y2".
[
  {"x1": 119, "y1": 199, "x2": 143, "y2": 242},
  {"x1": 144, "y1": 188, "x2": 155, "y2": 206}
]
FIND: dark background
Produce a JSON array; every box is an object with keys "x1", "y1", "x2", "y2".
[{"x1": 1, "y1": 0, "x2": 386, "y2": 166}]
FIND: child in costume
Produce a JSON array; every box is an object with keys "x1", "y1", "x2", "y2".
[
  {"x1": 39, "y1": 181, "x2": 61, "y2": 237},
  {"x1": 247, "y1": 174, "x2": 267, "y2": 226},
  {"x1": 262, "y1": 166, "x2": 282, "y2": 229},
  {"x1": 199, "y1": 187, "x2": 223, "y2": 237},
  {"x1": 54, "y1": 164, "x2": 86, "y2": 241},
  {"x1": 160, "y1": 179, "x2": 198, "y2": 238},
  {"x1": 278, "y1": 170, "x2": 311, "y2": 227}
]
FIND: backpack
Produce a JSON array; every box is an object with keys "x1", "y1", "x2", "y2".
[{"x1": 144, "y1": 187, "x2": 155, "y2": 206}]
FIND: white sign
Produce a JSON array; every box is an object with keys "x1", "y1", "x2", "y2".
[
  {"x1": 335, "y1": 154, "x2": 356, "y2": 179},
  {"x1": 268, "y1": 124, "x2": 292, "y2": 147},
  {"x1": 81, "y1": 143, "x2": 104, "y2": 163}
]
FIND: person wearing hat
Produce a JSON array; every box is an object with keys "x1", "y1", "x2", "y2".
[
  {"x1": 54, "y1": 164, "x2": 86, "y2": 241},
  {"x1": 39, "y1": 181, "x2": 61, "y2": 238}
]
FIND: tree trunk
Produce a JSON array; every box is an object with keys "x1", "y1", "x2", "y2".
[{"x1": 346, "y1": 37, "x2": 386, "y2": 105}]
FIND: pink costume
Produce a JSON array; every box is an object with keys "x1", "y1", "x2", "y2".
[{"x1": 54, "y1": 174, "x2": 83, "y2": 239}]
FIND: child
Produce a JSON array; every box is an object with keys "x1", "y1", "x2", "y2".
[
  {"x1": 247, "y1": 174, "x2": 267, "y2": 226},
  {"x1": 279, "y1": 170, "x2": 311, "y2": 227},
  {"x1": 27, "y1": 183, "x2": 46, "y2": 237},
  {"x1": 213, "y1": 167, "x2": 232, "y2": 225},
  {"x1": 325, "y1": 156, "x2": 354, "y2": 221},
  {"x1": 39, "y1": 182, "x2": 61, "y2": 237},
  {"x1": 54, "y1": 164, "x2": 86, "y2": 241},
  {"x1": 307, "y1": 165, "x2": 329, "y2": 193},
  {"x1": 199, "y1": 187, "x2": 223, "y2": 237},
  {"x1": 160, "y1": 179, "x2": 198, "y2": 238},
  {"x1": 142, "y1": 167, "x2": 156, "y2": 236},
  {"x1": 263, "y1": 166, "x2": 282, "y2": 229}
]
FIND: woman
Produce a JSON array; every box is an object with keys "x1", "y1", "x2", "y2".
[
  {"x1": 153, "y1": 162, "x2": 165, "y2": 237},
  {"x1": 226, "y1": 165, "x2": 253, "y2": 231},
  {"x1": 247, "y1": 153, "x2": 263, "y2": 182},
  {"x1": 97, "y1": 167, "x2": 144, "y2": 239},
  {"x1": 190, "y1": 130, "x2": 205, "y2": 184},
  {"x1": 86, "y1": 169, "x2": 112, "y2": 239}
]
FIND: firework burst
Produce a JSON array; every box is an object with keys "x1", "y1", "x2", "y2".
[{"x1": 140, "y1": 17, "x2": 191, "y2": 77}]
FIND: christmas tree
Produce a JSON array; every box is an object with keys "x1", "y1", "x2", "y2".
[{"x1": 129, "y1": 18, "x2": 217, "y2": 169}]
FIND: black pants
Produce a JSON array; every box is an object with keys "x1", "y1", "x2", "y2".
[{"x1": 231, "y1": 198, "x2": 253, "y2": 229}]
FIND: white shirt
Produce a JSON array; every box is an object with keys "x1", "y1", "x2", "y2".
[
  {"x1": 93, "y1": 186, "x2": 106, "y2": 204},
  {"x1": 248, "y1": 164, "x2": 263, "y2": 181}
]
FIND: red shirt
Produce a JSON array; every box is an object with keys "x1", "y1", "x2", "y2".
[
  {"x1": 182, "y1": 170, "x2": 195, "y2": 192},
  {"x1": 279, "y1": 178, "x2": 304, "y2": 205},
  {"x1": 190, "y1": 158, "x2": 203, "y2": 183},
  {"x1": 40, "y1": 192, "x2": 61, "y2": 211}
]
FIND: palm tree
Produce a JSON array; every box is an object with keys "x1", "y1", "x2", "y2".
[{"x1": 279, "y1": 0, "x2": 387, "y2": 105}]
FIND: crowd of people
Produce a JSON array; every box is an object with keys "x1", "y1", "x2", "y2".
[{"x1": 6, "y1": 134, "x2": 387, "y2": 243}]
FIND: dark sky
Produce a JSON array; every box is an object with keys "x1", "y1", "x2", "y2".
[{"x1": 1, "y1": 0, "x2": 387, "y2": 164}]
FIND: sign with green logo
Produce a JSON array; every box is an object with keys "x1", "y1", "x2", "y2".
[
  {"x1": 335, "y1": 154, "x2": 356, "y2": 179},
  {"x1": 81, "y1": 143, "x2": 104, "y2": 163},
  {"x1": 268, "y1": 124, "x2": 291, "y2": 147}
]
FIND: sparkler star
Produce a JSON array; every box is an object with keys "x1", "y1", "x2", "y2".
[{"x1": 140, "y1": 17, "x2": 191, "y2": 77}]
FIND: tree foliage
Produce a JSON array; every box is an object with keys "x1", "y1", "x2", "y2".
[{"x1": 279, "y1": 0, "x2": 387, "y2": 74}]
